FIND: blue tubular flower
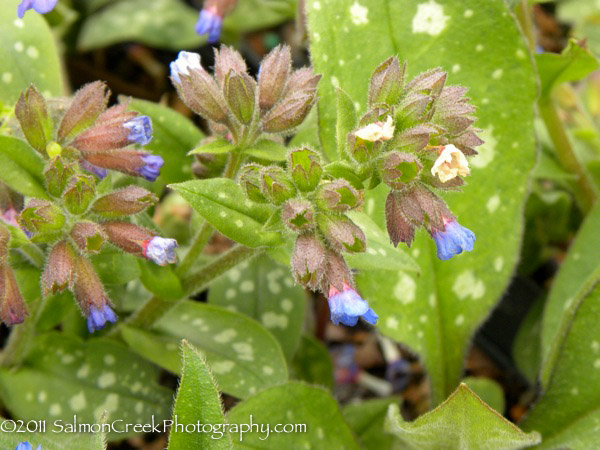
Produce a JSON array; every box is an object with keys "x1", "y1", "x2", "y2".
[
  {"x1": 16, "y1": 442, "x2": 42, "y2": 450},
  {"x1": 170, "y1": 51, "x2": 202, "y2": 84},
  {"x1": 143, "y1": 237, "x2": 178, "y2": 266},
  {"x1": 87, "y1": 304, "x2": 117, "y2": 333},
  {"x1": 124, "y1": 116, "x2": 153, "y2": 145},
  {"x1": 196, "y1": 8, "x2": 223, "y2": 44},
  {"x1": 432, "y1": 218, "x2": 476, "y2": 260},
  {"x1": 139, "y1": 155, "x2": 164, "y2": 181},
  {"x1": 328, "y1": 283, "x2": 378, "y2": 326},
  {"x1": 17, "y1": 0, "x2": 57, "y2": 18}
]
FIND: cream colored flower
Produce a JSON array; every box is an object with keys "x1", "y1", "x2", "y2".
[
  {"x1": 431, "y1": 144, "x2": 470, "y2": 182},
  {"x1": 355, "y1": 116, "x2": 395, "y2": 142}
]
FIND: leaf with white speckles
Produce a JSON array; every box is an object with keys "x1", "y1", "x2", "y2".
[
  {"x1": 168, "y1": 341, "x2": 231, "y2": 450},
  {"x1": 0, "y1": 0, "x2": 63, "y2": 105},
  {"x1": 343, "y1": 397, "x2": 402, "y2": 450},
  {"x1": 208, "y1": 255, "x2": 305, "y2": 359},
  {"x1": 307, "y1": 0, "x2": 537, "y2": 405},
  {"x1": 0, "y1": 333, "x2": 173, "y2": 441},
  {"x1": 290, "y1": 335, "x2": 334, "y2": 389},
  {"x1": 122, "y1": 301, "x2": 288, "y2": 399},
  {"x1": 226, "y1": 382, "x2": 360, "y2": 449}
]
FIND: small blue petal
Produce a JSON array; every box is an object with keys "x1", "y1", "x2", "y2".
[
  {"x1": 124, "y1": 116, "x2": 153, "y2": 145},
  {"x1": 87, "y1": 305, "x2": 117, "y2": 333},
  {"x1": 139, "y1": 155, "x2": 164, "y2": 181},
  {"x1": 18, "y1": 0, "x2": 57, "y2": 18},
  {"x1": 145, "y1": 237, "x2": 178, "y2": 266},
  {"x1": 433, "y1": 220, "x2": 476, "y2": 260},
  {"x1": 328, "y1": 286, "x2": 378, "y2": 327},
  {"x1": 80, "y1": 159, "x2": 108, "y2": 179},
  {"x1": 15, "y1": 442, "x2": 34, "y2": 450},
  {"x1": 196, "y1": 9, "x2": 223, "y2": 44},
  {"x1": 170, "y1": 51, "x2": 201, "y2": 84}
]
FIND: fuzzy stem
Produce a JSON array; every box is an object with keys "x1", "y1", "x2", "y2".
[{"x1": 175, "y1": 221, "x2": 214, "y2": 277}]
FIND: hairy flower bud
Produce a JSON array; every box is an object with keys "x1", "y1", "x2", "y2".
[
  {"x1": 44, "y1": 156, "x2": 76, "y2": 197},
  {"x1": 0, "y1": 265, "x2": 27, "y2": 325},
  {"x1": 262, "y1": 92, "x2": 315, "y2": 133},
  {"x1": 282, "y1": 198, "x2": 314, "y2": 232},
  {"x1": 413, "y1": 185, "x2": 453, "y2": 233},
  {"x1": 92, "y1": 186, "x2": 157, "y2": 217},
  {"x1": 215, "y1": 46, "x2": 248, "y2": 87},
  {"x1": 70, "y1": 222, "x2": 107, "y2": 254},
  {"x1": 258, "y1": 45, "x2": 291, "y2": 111},
  {"x1": 291, "y1": 234, "x2": 326, "y2": 290},
  {"x1": 82, "y1": 150, "x2": 164, "y2": 181},
  {"x1": 347, "y1": 133, "x2": 382, "y2": 163},
  {"x1": 64, "y1": 174, "x2": 96, "y2": 215},
  {"x1": 18, "y1": 199, "x2": 65, "y2": 237},
  {"x1": 369, "y1": 57, "x2": 405, "y2": 105},
  {"x1": 224, "y1": 70, "x2": 256, "y2": 124},
  {"x1": 58, "y1": 81, "x2": 109, "y2": 142},
  {"x1": 320, "y1": 249, "x2": 353, "y2": 293},
  {"x1": 315, "y1": 179, "x2": 362, "y2": 212},
  {"x1": 15, "y1": 85, "x2": 53, "y2": 153},
  {"x1": 260, "y1": 166, "x2": 296, "y2": 205},
  {"x1": 405, "y1": 67, "x2": 447, "y2": 98},
  {"x1": 317, "y1": 214, "x2": 366, "y2": 253},
  {"x1": 0, "y1": 225, "x2": 9, "y2": 263},
  {"x1": 385, "y1": 190, "x2": 419, "y2": 247},
  {"x1": 288, "y1": 148, "x2": 322, "y2": 192},
  {"x1": 102, "y1": 221, "x2": 154, "y2": 256},
  {"x1": 281, "y1": 68, "x2": 321, "y2": 99},
  {"x1": 239, "y1": 164, "x2": 268, "y2": 203},
  {"x1": 391, "y1": 124, "x2": 439, "y2": 152},
  {"x1": 378, "y1": 152, "x2": 422, "y2": 189},
  {"x1": 41, "y1": 240, "x2": 76, "y2": 296}
]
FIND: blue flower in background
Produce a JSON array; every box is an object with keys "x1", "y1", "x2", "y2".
[
  {"x1": 124, "y1": 116, "x2": 153, "y2": 146},
  {"x1": 15, "y1": 442, "x2": 42, "y2": 450},
  {"x1": 196, "y1": 8, "x2": 223, "y2": 44},
  {"x1": 17, "y1": 0, "x2": 57, "y2": 18},
  {"x1": 139, "y1": 155, "x2": 164, "y2": 181},
  {"x1": 87, "y1": 304, "x2": 117, "y2": 333},
  {"x1": 432, "y1": 219, "x2": 476, "y2": 260},
  {"x1": 328, "y1": 283, "x2": 378, "y2": 326}
]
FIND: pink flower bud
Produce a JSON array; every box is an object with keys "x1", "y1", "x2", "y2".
[
  {"x1": 58, "y1": 81, "x2": 109, "y2": 142},
  {"x1": 258, "y1": 45, "x2": 291, "y2": 111},
  {"x1": 0, "y1": 265, "x2": 27, "y2": 325},
  {"x1": 41, "y1": 240, "x2": 76, "y2": 296},
  {"x1": 82, "y1": 150, "x2": 164, "y2": 181},
  {"x1": 92, "y1": 186, "x2": 158, "y2": 217},
  {"x1": 102, "y1": 221, "x2": 154, "y2": 257},
  {"x1": 291, "y1": 234, "x2": 326, "y2": 290}
]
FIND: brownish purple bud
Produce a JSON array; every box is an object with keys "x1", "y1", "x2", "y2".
[
  {"x1": 258, "y1": 45, "x2": 291, "y2": 111},
  {"x1": 260, "y1": 166, "x2": 296, "y2": 205},
  {"x1": 82, "y1": 150, "x2": 163, "y2": 181},
  {"x1": 44, "y1": 156, "x2": 77, "y2": 198},
  {"x1": 214, "y1": 45, "x2": 248, "y2": 88},
  {"x1": 58, "y1": 81, "x2": 109, "y2": 142},
  {"x1": 386, "y1": 190, "x2": 418, "y2": 247},
  {"x1": 72, "y1": 103, "x2": 139, "y2": 152},
  {"x1": 0, "y1": 265, "x2": 27, "y2": 325},
  {"x1": 315, "y1": 179, "x2": 362, "y2": 212},
  {"x1": 288, "y1": 148, "x2": 322, "y2": 192},
  {"x1": 391, "y1": 124, "x2": 439, "y2": 152},
  {"x1": 70, "y1": 222, "x2": 107, "y2": 254},
  {"x1": 377, "y1": 152, "x2": 422, "y2": 190},
  {"x1": 369, "y1": 57, "x2": 405, "y2": 105},
  {"x1": 102, "y1": 221, "x2": 155, "y2": 257},
  {"x1": 0, "y1": 225, "x2": 9, "y2": 263},
  {"x1": 92, "y1": 186, "x2": 157, "y2": 218},
  {"x1": 224, "y1": 70, "x2": 256, "y2": 124},
  {"x1": 17, "y1": 199, "x2": 65, "y2": 238},
  {"x1": 396, "y1": 92, "x2": 434, "y2": 125},
  {"x1": 413, "y1": 185, "x2": 453, "y2": 232},
  {"x1": 347, "y1": 133, "x2": 383, "y2": 163},
  {"x1": 282, "y1": 68, "x2": 321, "y2": 99},
  {"x1": 450, "y1": 130, "x2": 483, "y2": 156},
  {"x1": 317, "y1": 214, "x2": 366, "y2": 253},
  {"x1": 405, "y1": 67, "x2": 447, "y2": 98},
  {"x1": 282, "y1": 198, "x2": 314, "y2": 232},
  {"x1": 320, "y1": 249, "x2": 353, "y2": 293},
  {"x1": 64, "y1": 174, "x2": 96, "y2": 215},
  {"x1": 239, "y1": 164, "x2": 268, "y2": 203},
  {"x1": 41, "y1": 240, "x2": 76, "y2": 296},
  {"x1": 262, "y1": 92, "x2": 316, "y2": 133},
  {"x1": 291, "y1": 234, "x2": 326, "y2": 290},
  {"x1": 15, "y1": 85, "x2": 53, "y2": 153}
]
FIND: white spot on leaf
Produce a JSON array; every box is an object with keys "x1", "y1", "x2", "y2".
[
  {"x1": 452, "y1": 270, "x2": 485, "y2": 300},
  {"x1": 471, "y1": 126, "x2": 497, "y2": 168},
  {"x1": 394, "y1": 273, "x2": 416, "y2": 304},
  {"x1": 487, "y1": 195, "x2": 500, "y2": 213},
  {"x1": 412, "y1": 1, "x2": 449, "y2": 36},
  {"x1": 350, "y1": 2, "x2": 368, "y2": 25}
]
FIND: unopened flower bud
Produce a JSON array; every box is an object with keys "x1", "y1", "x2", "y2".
[
  {"x1": 82, "y1": 150, "x2": 164, "y2": 181},
  {"x1": 0, "y1": 265, "x2": 27, "y2": 325},
  {"x1": 258, "y1": 45, "x2": 291, "y2": 111},
  {"x1": 64, "y1": 174, "x2": 96, "y2": 215},
  {"x1": 396, "y1": 92, "x2": 433, "y2": 125},
  {"x1": 41, "y1": 240, "x2": 76, "y2": 296},
  {"x1": 17, "y1": 199, "x2": 65, "y2": 237},
  {"x1": 317, "y1": 214, "x2": 366, "y2": 253},
  {"x1": 385, "y1": 190, "x2": 421, "y2": 247},
  {"x1": 224, "y1": 70, "x2": 256, "y2": 124},
  {"x1": 281, "y1": 68, "x2": 321, "y2": 99},
  {"x1": 44, "y1": 156, "x2": 76, "y2": 197},
  {"x1": 320, "y1": 249, "x2": 352, "y2": 293},
  {"x1": 73, "y1": 103, "x2": 140, "y2": 152},
  {"x1": 291, "y1": 234, "x2": 326, "y2": 290},
  {"x1": 15, "y1": 85, "x2": 53, "y2": 153},
  {"x1": 391, "y1": 124, "x2": 439, "y2": 152},
  {"x1": 170, "y1": 51, "x2": 202, "y2": 84},
  {"x1": 431, "y1": 144, "x2": 470, "y2": 183},
  {"x1": 449, "y1": 130, "x2": 483, "y2": 156},
  {"x1": 79, "y1": 159, "x2": 109, "y2": 179},
  {"x1": 143, "y1": 236, "x2": 178, "y2": 266},
  {"x1": 102, "y1": 221, "x2": 154, "y2": 257},
  {"x1": 282, "y1": 199, "x2": 314, "y2": 232},
  {"x1": 315, "y1": 179, "x2": 362, "y2": 212},
  {"x1": 215, "y1": 46, "x2": 248, "y2": 87},
  {"x1": 369, "y1": 57, "x2": 405, "y2": 105},
  {"x1": 405, "y1": 67, "x2": 447, "y2": 98},
  {"x1": 262, "y1": 92, "x2": 315, "y2": 133},
  {"x1": 347, "y1": 133, "x2": 382, "y2": 163},
  {"x1": 413, "y1": 185, "x2": 452, "y2": 232},
  {"x1": 70, "y1": 222, "x2": 107, "y2": 254},
  {"x1": 58, "y1": 81, "x2": 109, "y2": 142},
  {"x1": 288, "y1": 148, "x2": 322, "y2": 192},
  {"x1": 377, "y1": 152, "x2": 422, "y2": 189},
  {"x1": 72, "y1": 254, "x2": 117, "y2": 333},
  {"x1": 260, "y1": 166, "x2": 296, "y2": 205},
  {"x1": 92, "y1": 186, "x2": 158, "y2": 217},
  {"x1": 239, "y1": 164, "x2": 268, "y2": 203},
  {"x1": 0, "y1": 225, "x2": 9, "y2": 263}
]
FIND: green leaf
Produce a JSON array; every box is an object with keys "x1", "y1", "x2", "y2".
[
  {"x1": 520, "y1": 284, "x2": 600, "y2": 448},
  {"x1": 138, "y1": 259, "x2": 184, "y2": 300},
  {"x1": 226, "y1": 382, "x2": 360, "y2": 449},
  {"x1": 188, "y1": 138, "x2": 236, "y2": 156},
  {"x1": 170, "y1": 179, "x2": 282, "y2": 247},
  {"x1": 223, "y1": 0, "x2": 297, "y2": 34},
  {"x1": 512, "y1": 296, "x2": 544, "y2": 384},
  {"x1": 0, "y1": 136, "x2": 47, "y2": 199},
  {"x1": 290, "y1": 335, "x2": 334, "y2": 389},
  {"x1": 78, "y1": 0, "x2": 203, "y2": 51},
  {"x1": 324, "y1": 161, "x2": 364, "y2": 189},
  {"x1": 307, "y1": 0, "x2": 538, "y2": 404},
  {"x1": 336, "y1": 88, "x2": 357, "y2": 160},
  {"x1": 385, "y1": 384, "x2": 541, "y2": 449},
  {"x1": 246, "y1": 139, "x2": 288, "y2": 161},
  {"x1": 91, "y1": 248, "x2": 141, "y2": 285},
  {"x1": 127, "y1": 98, "x2": 203, "y2": 188},
  {"x1": 208, "y1": 255, "x2": 306, "y2": 359},
  {"x1": 0, "y1": 333, "x2": 173, "y2": 440},
  {"x1": 0, "y1": 0, "x2": 63, "y2": 105},
  {"x1": 343, "y1": 397, "x2": 401, "y2": 450},
  {"x1": 536, "y1": 38, "x2": 599, "y2": 98},
  {"x1": 168, "y1": 341, "x2": 232, "y2": 450},
  {"x1": 122, "y1": 301, "x2": 288, "y2": 399},
  {"x1": 462, "y1": 377, "x2": 506, "y2": 414}
]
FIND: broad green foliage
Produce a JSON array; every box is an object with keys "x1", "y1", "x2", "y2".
[
  {"x1": 226, "y1": 382, "x2": 360, "y2": 449},
  {"x1": 558, "y1": 0, "x2": 600, "y2": 56},
  {"x1": 307, "y1": 0, "x2": 538, "y2": 404},
  {"x1": 521, "y1": 284, "x2": 600, "y2": 449},
  {"x1": 91, "y1": 248, "x2": 141, "y2": 285},
  {"x1": 0, "y1": 136, "x2": 47, "y2": 199},
  {"x1": 208, "y1": 256, "x2": 306, "y2": 358},
  {"x1": 512, "y1": 296, "x2": 544, "y2": 385},
  {"x1": 170, "y1": 179, "x2": 282, "y2": 248},
  {"x1": 0, "y1": 333, "x2": 173, "y2": 440},
  {"x1": 168, "y1": 342, "x2": 231, "y2": 450},
  {"x1": 224, "y1": 0, "x2": 297, "y2": 34},
  {"x1": 0, "y1": 0, "x2": 63, "y2": 105},
  {"x1": 343, "y1": 398, "x2": 401, "y2": 450},
  {"x1": 385, "y1": 384, "x2": 541, "y2": 449},
  {"x1": 138, "y1": 259, "x2": 184, "y2": 300},
  {"x1": 128, "y1": 98, "x2": 204, "y2": 190},
  {"x1": 462, "y1": 376, "x2": 506, "y2": 414},
  {"x1": 122, "y1": 301, "x2": 288, "y2": 399},
  {"x1": 290, "y1": 335, "x2": 334, "y2": 389}
]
